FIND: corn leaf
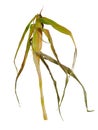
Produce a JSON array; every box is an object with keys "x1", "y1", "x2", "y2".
[
  {"x1": 42, "y1": 28, "x2": 70, "y2": 107},
  {"x1": 32, "y1": 28, "x2": 48, "y2": 120},
  {"x1": 40, "y1": 17, "x2": 77, "y2": 68},
  {"x1": 15, "y1": 24, "x2": 34, "y2": 104},
  {"x1": 36, "y1": 52, "x2": 64, "y2": 119},
  {"x1": 38, "y1": 52, "x2": 93, "y2": 112},
  {"x1": 14, "y1": 16, "x2": 36, "y2": 71},
  {"x1": 15, "y1": 40, "x2": 31, "y2": 105}
]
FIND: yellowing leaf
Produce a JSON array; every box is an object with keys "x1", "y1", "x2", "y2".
[{"x1": 32, "y1": 28, "x2": 48, "y2": 120}]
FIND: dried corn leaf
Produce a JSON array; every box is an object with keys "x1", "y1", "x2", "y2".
[
  {"x1": 38, "y1": 52, "x2": 93, "y2": 112},
  {"x1": 14, "y1": 13, "x2": 93, "y2": 121}
]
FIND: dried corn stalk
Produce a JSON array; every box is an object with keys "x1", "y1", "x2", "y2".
[{"x1": 14, "y1": 11, "x2": 93, "y2": 120}]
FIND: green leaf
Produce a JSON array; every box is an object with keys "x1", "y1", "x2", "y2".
[
  {"x1": 40, "y1": 17, "x2": 77, "y2": 69},
  {"x1": 14, "y1": 16, "x2": 36, "y2": 71},
  {"x1": 15, "y1": 24, "x2": 35, "y2": 105},
  {"x1": 40, "y1": 17, "x2": 71, "y2": 35}
]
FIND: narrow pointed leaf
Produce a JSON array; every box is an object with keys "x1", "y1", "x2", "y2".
[
  {"x1": 42, "y1": 29, "x2": 59, "y2": 61},
  {"x1": 15, "y1": 25, "x2": 34, "y2": 104},
  {"x1": 32, "y1": 28, "x2": 48, "y2": 120},
  {"x1": 40, "y1": 17, "x2": 71, "y2": 35},
  {"x1": 40, "y1": 53, "x2": 60, "y2": 103},
  {"x1": 37, "y1": 52, "x2": 63, "y2": 119},
  {"x1": 38, "y1": 52, "x2": 92, "y2": 112},
  {"x1": 14, "y1": 16, "x2": 36, "y2": 71},
  {"x1": 43, "y1": 29, "x2": 70, "y2": 107},
  {"x1": 15, "y1": 40, "x2": 31, "y2": 105},
  {"x1": 40, "y1": 17, "x2": 77, "y2": 69},
  {"x1": 59, "y1": 73, "x2": 69, "y2": 107}
]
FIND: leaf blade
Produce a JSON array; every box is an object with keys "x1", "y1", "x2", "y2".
[
  {"x1": 14, "y1": 16, "x2": 36, "y2": 71},
  {"x1": 40, "y1": 17, "x2": 77, "y2": 69},
  {"x1": 15, "y1": 24, "x2": 35, "y2": 104},
  {"x1": 15, "y1": 40, "x2": 31, "y2": 105},
  {"x1": 32, "y1": 28, "x2": 48, "y2": 120},
  {"x1": 39, "y1": 52, "x2": 93, "y2": 112},
  {"x1": 43, "y1": 29, "x2": 70, "y2": 108},
  {"x1": 37, "y1": 52, "x2": 63, "y2": 119}
]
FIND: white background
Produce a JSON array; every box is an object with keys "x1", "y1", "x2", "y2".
[{"x1": 0, "y1": 0, "x2": 98, "y2": 129}]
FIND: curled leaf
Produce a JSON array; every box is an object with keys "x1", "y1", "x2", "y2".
[
  {"x1": 15, "y1": 24, "x2": 35, "y2": 104},
  {"x1": 38, "y1": 52, "x2": 93, "y2": 112}
]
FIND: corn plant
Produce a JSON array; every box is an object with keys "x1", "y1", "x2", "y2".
[{"x1": 14, "y1": 11, "x2": 93, "y2": 120}]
